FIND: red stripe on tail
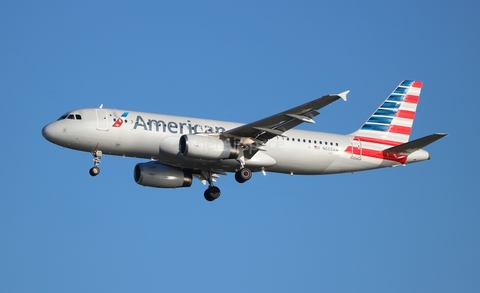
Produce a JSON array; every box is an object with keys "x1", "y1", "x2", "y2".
[
  {"x1": 396, "y1": 110, "x2": 415, "y2": 119},
  {"x1": 353, "y1": 136, "x2": 402, "y2": 147},
  {"x1": 412, "y1": 81, "x2": 423, "y2": 88},
  {"x1": 404, "y1": 95, "x2": 419, "y2": 104},
  {"x1": 388, "y1": 125, "x2": 411, "y2": 135},
  {"x1": 345, "y1": 146, "x2": 408, "y2": 164}
]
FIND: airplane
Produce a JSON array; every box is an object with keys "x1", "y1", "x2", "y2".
[{"x1": 42, "y1": 80, "x2": 447, "y2": 201}]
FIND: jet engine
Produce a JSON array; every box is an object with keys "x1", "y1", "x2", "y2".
[
  {"x1": 179, "y1": 134, "x2": 239, "y2": 160},
  {"x1": 134, "y1": 162, "x2": 192, "y2": 188}
]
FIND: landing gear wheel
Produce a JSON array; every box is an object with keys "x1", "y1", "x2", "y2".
[
  {"x1": 235, "y1": 168, "x2": 252, "y2": 183},
  {"x1": 89, "y1": 147, "x2": 102, "y2": 177},
  {"x1": 89, "y1": 166, "x2": 100, "y2": 177},
  {"x1": 204, "y1": 186, "x2": 221, "y2": 201}
]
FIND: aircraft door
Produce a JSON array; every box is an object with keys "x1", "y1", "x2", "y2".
[
  {"x1": 350, "y1": 137, "x2": 362, "y2": 160},
  {"x1": 95, "y1": 109, "x2": 109, "y2": 131}
]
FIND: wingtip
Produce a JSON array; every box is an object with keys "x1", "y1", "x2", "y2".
[{"x1": 338, "y1": 90, "x2": 349, "y2": 101}]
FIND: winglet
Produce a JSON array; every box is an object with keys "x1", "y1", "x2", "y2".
[{"x1": 338, "y1": 90, "x2": 349, "y2": 101}]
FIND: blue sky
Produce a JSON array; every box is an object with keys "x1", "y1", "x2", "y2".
[{"x1": 1, "y1": 1, "x2": 479, "y2": 292}]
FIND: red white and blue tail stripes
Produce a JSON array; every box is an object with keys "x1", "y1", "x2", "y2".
[{"x1": 352, "y1": 80, "x2": 422, "y2": 148}]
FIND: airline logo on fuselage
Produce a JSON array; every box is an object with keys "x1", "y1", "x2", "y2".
[
  {"x1": 132, "y1": 115, "x2": 226, "y2": 135},
  {"x1": 112, "y1": 112, "x2": 129, "y2": 127}
]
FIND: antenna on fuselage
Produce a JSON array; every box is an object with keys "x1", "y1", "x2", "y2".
[{"x1": 99, "y1": 104, "x2": 103, "y2": 108}]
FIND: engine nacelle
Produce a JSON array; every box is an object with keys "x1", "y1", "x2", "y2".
[
  {"x1": 179, "y1": 134, "x2": 239, "y2": 160},
  {"x1": 134, "y1": 162, "x2": 192, "y2": 188}
]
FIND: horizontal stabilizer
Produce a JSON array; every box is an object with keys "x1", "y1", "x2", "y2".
[{"x1": 384, "y1": 133, "x2": 448, "y2": 155}]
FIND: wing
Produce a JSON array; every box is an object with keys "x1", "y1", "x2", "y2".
[{"x1": 223, "y1": 91, "x2": 349, "y2": 143}]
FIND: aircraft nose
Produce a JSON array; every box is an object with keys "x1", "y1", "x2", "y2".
[{"x1": 42, "y1": 123, "x2": 57, "y2": 143}]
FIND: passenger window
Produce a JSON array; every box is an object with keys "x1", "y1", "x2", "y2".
[
  {"x1": 287, "y1": 138, "x2": 289, "y2": 141},
  {"x1": 336, "y1": 143, "x2": 338, "y2": 146},
  {"x1": 330, "y1": 142, "x2": 333, "y2": 146},
  {"x1": 308, "y1": 140, "x2": 311, "y2": 143},
  {"x1": 297, "y1": 139, "x2": 300, "y2": 142},
  {"x1": 303, "y1": 139, "x2": 306, "y2": 143}
]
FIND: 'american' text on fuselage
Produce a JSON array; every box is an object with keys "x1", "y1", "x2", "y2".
[{"x1": 133, "y1": 115, "x2": 226, "y2": 134}]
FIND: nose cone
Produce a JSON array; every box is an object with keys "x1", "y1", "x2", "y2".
[{"x1": 42, "y1": 123, "x2": 58, "y2": 144}]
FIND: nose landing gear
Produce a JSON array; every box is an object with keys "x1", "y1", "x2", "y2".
[
  {"x1": 89, "y1": 149, "x2": 102, "y2": 177},
  {"x1": 89, "y1": 166, "x2": 100, "y2": 176}
]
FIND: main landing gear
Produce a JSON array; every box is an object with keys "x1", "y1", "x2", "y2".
[
  {"x1": 89, "y1": 149, "x2": 102, "y2": 177},
  {"x1": 204, "y1": 186, "x2": 221, "y2": 202},
  {"x1": 234, "y1": 157, "x2": 252, "y2": 184},
  {"x1": 203, "y1": 170, "x2": 221, "y2": 202},
  {"x1": 235, "y1": 168, "x2": 252, "y2": 183},
  {"x1": 203, "y1": 167, "x2": 252, "y2": 202}
]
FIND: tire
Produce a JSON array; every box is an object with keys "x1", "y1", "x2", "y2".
[
  {"x1": 204, "y1": 186, "x2": 221, "y2": 201},
  {"x1": 89, "y1": 166, "x2": 100, "y2": 177},
  {"x1": 235, "y1": 168, "x2": 252, "y2": 183}
]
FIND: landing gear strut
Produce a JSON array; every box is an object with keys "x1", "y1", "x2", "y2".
[{"x1": 89, "y1": 149, "x2": 102, "y2": 177}]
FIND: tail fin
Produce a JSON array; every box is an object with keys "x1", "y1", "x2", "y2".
[{"x1": 351, "y1": 80, "x2": 423, "y2": 147}]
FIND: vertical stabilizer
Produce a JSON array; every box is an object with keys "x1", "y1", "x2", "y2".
[{"x1": 351, "y1": 80, "x2": 422, "y2": 147}]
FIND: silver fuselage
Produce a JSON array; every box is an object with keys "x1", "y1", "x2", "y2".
[{"x1": 42, "y1": 108, "x2": 429, "y2": 175}]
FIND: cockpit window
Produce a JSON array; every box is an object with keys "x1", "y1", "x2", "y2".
[{"x1": 57, "y1": 113, "x2": 82, "y2": 120}]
